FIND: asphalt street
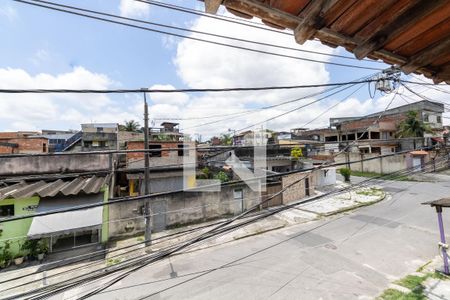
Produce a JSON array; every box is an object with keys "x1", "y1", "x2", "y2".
[{"x1": 59, "y1": 178, "x2": 450, "y2": 300}]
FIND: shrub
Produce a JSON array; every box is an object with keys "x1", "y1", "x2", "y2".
[
  {"x1": 290, "y1": 146, "x2": 303, "y2": 160},
  {"x1": 21, "y1": 239, "x2": 39, "y2": 257},
  {"x1": 339, "y1": 168, "x2": 351, "y2": 182},
  {"x1": 214, "y1": 171, "x2": 229, "y2": 183}
]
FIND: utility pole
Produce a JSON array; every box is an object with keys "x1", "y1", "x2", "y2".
[{"x1": 143, "y1": 92, "x2": 151, "y2": 246}]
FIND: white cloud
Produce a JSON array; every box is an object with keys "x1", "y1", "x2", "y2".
[
  {"x1": 0, "y1": 5, "x2": 18, "y2": 22},
  {"x1": 158, "y1": 12, "x2": 337, "y2": 136},
  {"x1": 0, "y1": 67, "x2": 141, "y2": 131},
  {"x1": 154, "y1": 14, "x2": 450, "y2": 138},
  {"x1": 119, "y1": 0, "x2": 150, "y2": 18},
  {"x1": 148, "y1": 84, "x2": 189, "y2": 106}
]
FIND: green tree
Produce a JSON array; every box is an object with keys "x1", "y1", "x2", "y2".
[
  {"x1": 220, "y1": 134, "x2": 233, "y2": 146},
  {"x1": 199, "y1": 167, "x2": 212, "y2": 179},
  {"x1": 397, "y1": 111, "x2": 432, "y2": 149},
  {"x1": 290, "y1": 146, "x2": 303, "y2": 160},
  {"x1": 120, "y1": 120, "x2": 141, "y2": 132},
  {"x1": 214, "y1": 171, "x2": 229, "y2": 183}
]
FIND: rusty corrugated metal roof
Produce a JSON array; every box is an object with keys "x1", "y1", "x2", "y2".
[{"x1": 0, "y1": 176, "x2": 109, "y2": 200}]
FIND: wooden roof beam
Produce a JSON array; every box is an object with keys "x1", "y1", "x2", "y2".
[
  {"x1": 434, "y1": 64, "x2": 450, "y2": 84},
  {"x1": 294, "y1": 0, "x2": 339, "y2": 45},
  {"x1": 401, "y1": 36, "x2": 450, "y2": 74},
  {"x1": 353, "y1": 0, "x2": 447, "y2": 60},
  {"x1": 223, "y1": 0, "x2": 300, "y2": 29},
  {"x1": 205, "y1": 0, "x2": 223, "y2": 14}
]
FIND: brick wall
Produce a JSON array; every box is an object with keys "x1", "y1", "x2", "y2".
[
  {"x1": 126, "y1": 141, "x2": 182, "y2": 161},
  {"x1": 340, "y1": 114, "x2": 405, "y2": 131},
  {"x1": 0, "y1": 145, "x2": 16, "y2": 154},
  {"x1": 281, "y1": 171, "x2": 315, "y2": 204},
  {"x1": 0, "y1": 137, "x2": 48, "y2": 154}
]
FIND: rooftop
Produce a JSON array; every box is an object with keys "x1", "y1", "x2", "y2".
[
  {"x1": 330, "y1": 100, "x2": 445, "y2": 125},
  {"x1": 0, "y1": 175, "x2": 109, "y2": 200},
  {"x1": 81, "y1": 123, "x2": 118, "y2": 128},
  {"x1": 423, "y1": 198, "x2": 450, "y2": 208},
  {"x1": 202, "y1": 0, "x2": 450, "y2": 83}
]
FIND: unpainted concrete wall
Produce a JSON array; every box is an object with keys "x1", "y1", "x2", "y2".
[
  {"x1": 108, "y1": 184, "x2": 260, "y2": 239},
  {"x1": 0, "y1": 154, "x2": 110, "y2": 176},
  {"x1": 335, "y1": 152, "x2": 407, "y2": 174}
]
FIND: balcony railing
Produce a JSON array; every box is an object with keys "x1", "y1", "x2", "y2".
[{"x1": 150, "y1": 127, "x2": 180, "y2": 133}]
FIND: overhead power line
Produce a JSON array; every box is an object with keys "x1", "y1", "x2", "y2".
[
  {"x1": 135, "y1": 0, "x2": 293, "y2": 35},
  {"x1": 180, "y1": 83, "x2": 348, "y2": 130},
  {"x1": 14, "y1": 156, "x2": 445, "y2": 299},
  {"x1": 0, "y1": 148, "x2": 430, "y2": 225},
  {"x1": 15, "y1": 0, "x2": 383, "y2": 71},
  {"x1": 18, "y1": 0, "x2": 374, "y2": 62},
  {"x1": 0, "y1": 78, "x2": 377, "y2": 94}
]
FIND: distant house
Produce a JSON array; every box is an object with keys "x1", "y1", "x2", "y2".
[
  {"x1": 233, "y1": 130, "x2": 273, "y2": 146},
  {"x1": 63, "y1": 123, "x2": 119, "y2": 152},
  {"x1": 0, "y1": 132, "x2": 49, "y2": 155},
  {"x1": 34, "y1": 130, "x2": 79, "y2": 152},
  {"x1": 293, "y1": 100, "x2": 445, "y2": 155},
  {"x1": 123, "y1": 122, "x2": 191, "y2": 196},
  {"x1": 0, "y1": 176, "x2": 110, "y2": 258}
]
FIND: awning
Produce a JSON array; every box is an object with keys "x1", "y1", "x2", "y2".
[
  {"x1": 423, "y1": 198, "x2": 450, "y2": 208},
  {"x1": 27, "y1": 194, "x2": 103, "y2": 239},
  {"x1": 410, "y1": 150, "x2": 428, "y2": 155}
]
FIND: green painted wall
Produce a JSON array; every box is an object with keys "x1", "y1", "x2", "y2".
[
  {"x1": 0, "y1": 196, "x2": 39, "y2": 256},
  {"x1": 101, "y1": 187, "x2": 109, "y2": 243}
]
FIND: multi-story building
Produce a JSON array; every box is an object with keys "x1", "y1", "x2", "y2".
[
  {"x1": 233, "y1": 130, "x2": 273, "y2": 146},
  {"x1": 293, "y1": 100, "x2": 444, "y2": 155},
  {"x1": 35, "y1": 129, "x2": 79, "y2": 152},
  {"x1": 63, "y1": 123, "x2": 119, "y2": 152},
  {"x1": 0, "y1": 132, "x2": 49, "y2": 155},
  {"x1": 124, "y1": 122, "x2": 190, "y2": 196}
]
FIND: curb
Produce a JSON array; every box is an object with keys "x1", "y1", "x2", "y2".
[{"x1": 323, "y1": 191, "x2": 387, "y2": 217}]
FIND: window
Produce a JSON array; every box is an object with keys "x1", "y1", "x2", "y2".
[
  {"x1": 0, "y1": 205, "x2": 14, "y2": 217},
  {"x1": 149, "y1": 144, "x2": 162, "y2": 157},
  {"x1": 42, "y1": 143, "x2": 47, "y2": 152},
  {"x1": 177, "y1": 144, "x2": 185, "y2": 157},
  {"x1": 424, "y1": 114, "x2": 429, "y2": 122},
  {"x1": 233, "y1": 188, "x2": 243, "y2": 200},
  {"x1": 96, "y1": 127, "x2": 104, "y2": 132},
  {"x1": 437, "y1": 116, "x2": 442, "y2": 123},
  {"x1": 305, "y1": 178, "x2": 310, "y2": 197}
]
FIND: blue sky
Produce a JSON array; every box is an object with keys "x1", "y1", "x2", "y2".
[{"x1": 0, "y1": 0, "x2": 447, "y2": 137}]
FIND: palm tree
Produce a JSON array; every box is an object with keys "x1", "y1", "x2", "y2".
[
  {"x1": 220, "y1": 133, "x2": 233, "y2": 145},
  {"x1": 121, "y1": 120, "x2": 141, "y2": 132},
  {"x1": 397, "y1": 111, "x2": 432, "y2": 149}
]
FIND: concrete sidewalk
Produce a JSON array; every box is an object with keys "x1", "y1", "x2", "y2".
[{"x1": 378, "y1": 255, "x2": 450, "y2": 300}]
